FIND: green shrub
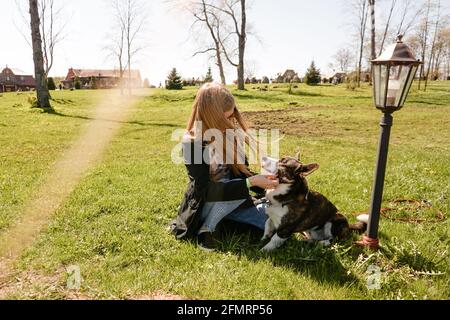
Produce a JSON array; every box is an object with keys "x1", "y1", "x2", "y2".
[
  {"x1": 346, "y1": 77, "x2": 356, "y2": 91},
  {"x1": 74, "y1": 77, "x2": 81, "y2": 90},
  {"x1": 47, "y1": 77, "x2": 56, "y2": 90},
  {"x1": 27, "y1": 94, "x2": 38, "y2": 108}
]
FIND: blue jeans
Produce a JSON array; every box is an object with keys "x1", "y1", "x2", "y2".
[
  {"x1": 200, "y1": 202, "x2": 268, "y2": 234},
  {"x1": 226, "y1": 204, "x2": 268, "y2": 230}
]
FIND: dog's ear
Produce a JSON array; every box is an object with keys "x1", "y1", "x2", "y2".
[{"x1": 297, "y1": 163, "x2": 319, "y2": 176}]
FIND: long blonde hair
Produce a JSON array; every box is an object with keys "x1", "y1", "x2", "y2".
[{"x1": 186, "y1": 83, "x2": 252, "y2": 176}]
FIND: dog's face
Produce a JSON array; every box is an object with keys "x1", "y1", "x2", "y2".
[{"x1": 276, "y1": 156, "x2": 319, "y2": 185}]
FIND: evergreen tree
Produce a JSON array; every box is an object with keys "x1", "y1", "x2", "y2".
[
  {"x1": 204, "y1": 67, "x2": 213, "y2": 83},
  {"x1": 305, "y1": 61, "x2": 321, "y2": 85},
  {"x1": 166, "y1": 68, "x2": 183, "y2": 90},
  {"x1": 47, "y1": 77, "x2": 56, "y2": 90}
]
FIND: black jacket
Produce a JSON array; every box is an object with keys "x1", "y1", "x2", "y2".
[{"x1": 171, "y1": 139, "x2": 264, "y2": 240}]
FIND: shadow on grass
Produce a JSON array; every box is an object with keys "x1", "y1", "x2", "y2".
[
  {"x1": 214, "y1": 220, "x2": 365, "y2": 288},
  {"x1": 153, "y1": 93, "x2": 196, "y2": 103},
  {"x1": 347, "y1": 95, "x2": 372, "y2": 100},
  {"x1": 407, "y1": 99, "x2": 449, "y2": 106},
  {"x1": 233, "y1": 92, "x2": 286, "y2": 103},
  {"x1": 52, "y1": 98, "x2": 76, "y2": 105},
  {"x1": 288, "y1": 90, "x2": 326, "y2": 97},
  {"x1": 46, "y1": 110, "x2": 179, "y2": 128}
]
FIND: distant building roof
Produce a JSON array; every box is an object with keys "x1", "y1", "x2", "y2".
[
  {"x1": 0, "y1": 67, "x2": 36, "y2": 87},
  {"x1": 68, "y1": 68, "x2": 141, "y2": 80},
  {"x1": 324, "y1": 71, "x2": 347, "y2": 79},
  {"x1": 9, "y1": 68, "x2": 31, "y2": 76}
]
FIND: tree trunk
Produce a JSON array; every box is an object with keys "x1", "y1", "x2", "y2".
[
  {"x1": 128, "y1": 64, "x2": 131, "y2": 95},
  {"x1": 357, "y1": 43, "x2": 364, "y2": 87},
  {"x1": 237, "y1": 0, "x2": 246, "y2": 90},
  {"x1": 369, "y1": 0, "x2": 376, "y2": 85},
  {"x1": 369, "y1": 0, "x2": 376, "y2": 60},
  {"x1": 418, "y1": 0, "x2": 431, "y2": 90},
  {"x1": 200, "y1": 0, "x2": 226, "y2": 85},
  {"x1": 29, "y1": 0, "x2": 51, "y2": 109},
  {"x1": 356, "y1": 0, "x2": 368, "y2": 88},
  {"x1": 127, "y1": 37, "x2": 132, "y2": 95},
  {"x1": 424, "y1": 0, "x2": 440, "y2": 91},
  {"x1": 119, "y1": 63, "x2": 124, "y2": 96},
  {"x1": 127, "y1": 0, "x2": 132, "y2": 96},
  {"x1": 216, "y1": 48, "x2": 226, "y2": 85},
  {"x1": 119, "y1": 28, "x2": 125, "y2": 95}
]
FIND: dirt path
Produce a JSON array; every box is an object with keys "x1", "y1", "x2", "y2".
[{"x1": 0, "y1": 91, "x2": 142, "y2": 292}]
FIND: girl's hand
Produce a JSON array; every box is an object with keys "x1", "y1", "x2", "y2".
[{"x1": 248, "y1": 175, "x2": 279, "y2": 190}]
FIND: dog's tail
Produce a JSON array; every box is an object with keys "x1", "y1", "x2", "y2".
[{"x1": 349, "y1": 214, "x2": 369, "y2": 234}]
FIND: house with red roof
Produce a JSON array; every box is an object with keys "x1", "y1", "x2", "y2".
[
  {"x1": 61, "y1": 68, "x2": 142, "y2": 89},
  {"x1": 0, "y1": 66, "x2": 36, "y2": 93}
]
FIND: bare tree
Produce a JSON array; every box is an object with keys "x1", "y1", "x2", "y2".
[
  {"x1": 184, "y1": 0, "x2": 227, "y2": 84},
  {"x1": 105, "y1": 25, "x2": 126, "y2": 95},
  {"x1": 396, "y1": 0, "x2": 424, "y2": 37},
  {"x1": 333, "y1": 48, "x2": 354, "y2": 73},
  {"x1": 424, "y1": 0, "x2": 441, "y2": 91},
  {"x1": 433, "y1": 27, "x2": 450, "y2": 79},
  {"x1": 16, "y1": 0, "x2": 68, "y2": 79},
  {"x1": 39, "y1": 0, "x2": 66, "y2": 78},
  {"x1": 351, "y1": 0, "x2": 369, "y2": 87},
  {"x1": 205, "y1": 0, "x2": 248, "y2": 90},
  {"x1": 110, "y1": 0, "x2": 147, "y2": 95},
  {"x1": 106, "y1": 1, "x2": 127, "y2": 95},
  {"x1": 372, "y1": 0, "x2": 424, "y2": 57},
  {"x1": 244, "y1": 59, "x2": 258, "y2": 80},
  {"x1": 378, "y1": 0, "x2": 397, "y2": 55},
  {"x1": 418, "y1": 0, "x2": 432, "y2": 90},
  {"x1": 29, "y1": 0, "x2": 51, "y2": 109}
]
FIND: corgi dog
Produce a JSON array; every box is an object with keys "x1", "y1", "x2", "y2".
[{"x1": 261, "y1": 155, "x2": 368, "y2": 252}]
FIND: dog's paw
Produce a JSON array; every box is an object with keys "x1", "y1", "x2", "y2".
[
  {"x1": 261, "y1": 233, "x2": 273, "y2": 242},
  {"x1": 260, "y1": 234, "x2": 287, "y2": 252},
  {"x1": 319, "y1": 240, "x2": 331, "y2": 247},
  {"x1": 260, "y1": 244, "x2": 275, "y2": 252}
]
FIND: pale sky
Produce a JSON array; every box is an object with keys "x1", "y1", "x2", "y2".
[{"x1": 1, "y1": 0, "x2": 446, "y2": 84}]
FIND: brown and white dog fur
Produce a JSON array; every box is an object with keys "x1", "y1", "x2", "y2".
[{"x1": 261, "y1": 156, "x2": 368, "y2": 252}]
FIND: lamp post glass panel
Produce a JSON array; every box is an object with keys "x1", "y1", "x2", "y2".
[{"x1": 363, "y1": 35, "x2": 422, "y2": 249}]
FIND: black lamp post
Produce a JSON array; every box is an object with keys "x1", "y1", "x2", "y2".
[{"x1": 361, "y1": 35, "x2": 422, "y2": 249}]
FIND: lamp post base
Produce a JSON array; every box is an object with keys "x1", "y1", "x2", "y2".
[{"x1": 355, "y1": 236, "x2": 380, "y2": 250}]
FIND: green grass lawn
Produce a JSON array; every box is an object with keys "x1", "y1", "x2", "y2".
[
  {"x1": 0, "y1": 90, "x2": 107, "y2": 232},
  {"x1": 1, "y1": 82, "x2": 449, "y2": 299}
]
